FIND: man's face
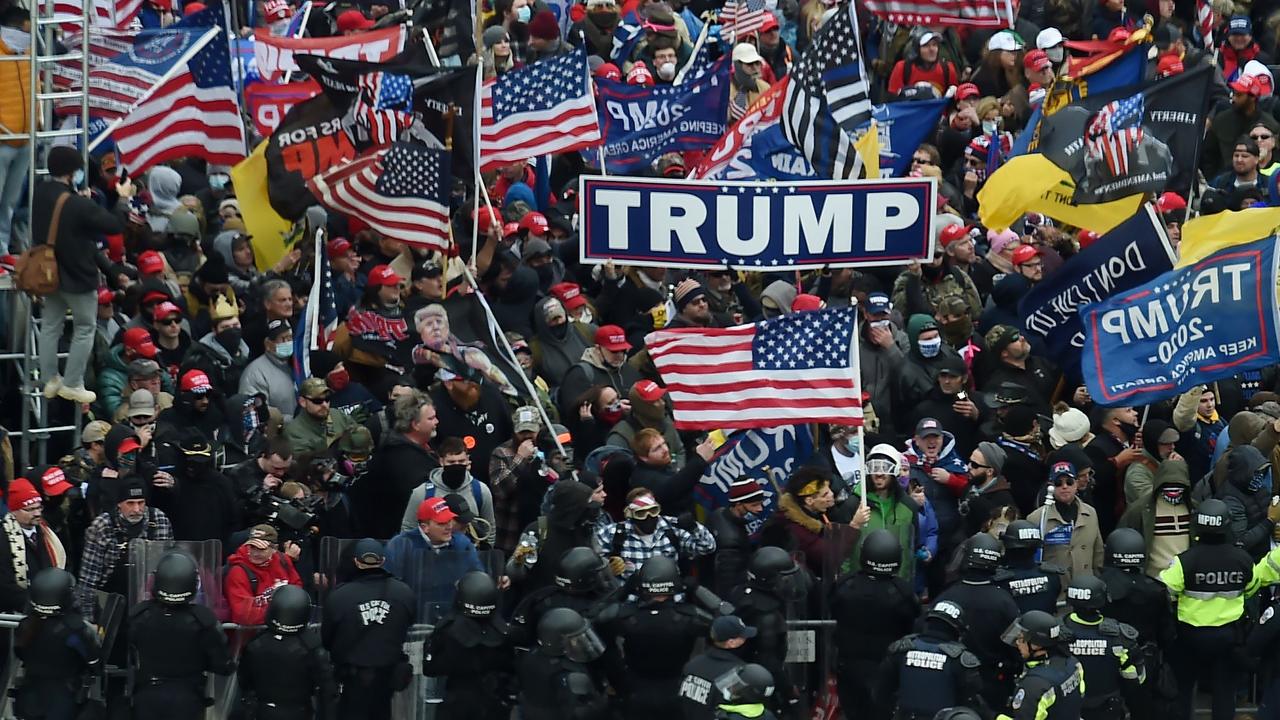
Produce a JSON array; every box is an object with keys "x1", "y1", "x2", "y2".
[
  {"x1": 268, "y1": 287, "x2": 293, "y2": 319},
  {"x1": 419, "y1": 311, "x2": 450, "y2": 346},
  {"x1": 737, "y1": 59, "x2": 763, "y2": 79},
  {"x1": 947, "y1": 236, "x2": 975, "y2": 263},
  {"x1": 1006, "y1": 337, "x2": 1031, "y2": 361},
  {"x1": 333, "y1": 251, "x2": 358, "y2": 274},
  {"x1": 192, "y1": 395, "x2": 210, "y2": 412},
  {"x1": 1165, "y1": 220, "x2": 1181, "y2": 247},
  {"x1": 499, "y1": 161, "x2": 525, "y2": 181},
  {"x1": 938, "y1": 372, "x2": 965, "y2": 394},
  {"x1": 266, "y1": 332, "x2": 294, "y2": 357},
  {"x1": 1018, "y1": 257, "x2": 1044, "y2": 282},
  {"x1": 155, "y1": 312, "x2": 182, "y2": 339},
  {"x1": 131, "y1": 374, "x2": 162, "y2": 395},
  {"x1": 681, "y1": 294, "x2": 712, "y2": 323},
  {"x1": 707, "y1": 271, "x2": 732, "y2": 292},
  {"x1": 967, "y1": 451, "x2": 991, "y2": 480},
  {"x1": 919, "y1": 39, "x2": 939, "y2": 63},
  {"x1": 1157, "y1": 440, "x2": 1175, "y2": 460},
  {"x1": 645, "y1": 437, "x2": 672, "y2": 466},
  {"x1": 654, "y1": 47, "x2": 677, "y2": 68},
  {"x1": 1053, "y1": 474, "x2": 1078, "y2": 503},
  {"x1": 1233, "y1": 146, "x2": 1259, "y2": 175},
  {"x1": 761, "y1": 27, "x2": 780, "y2": 48},
  {"x1": 262, "y1": 453, "x2": 291, "y2": 477},
  {"x1": 514, "y1": 429, "x2": 537, "y2": 447},
  {"x1": 1199, "y1": 392, "x2": 1216, "y2": 417},
  {"x1": 1233, "y1": 90, "x2": 1256, "y2": 112},
  {"x1": 804, "y1": 485, "x2": 835, "y2": 512},
  {"x1": 916, "y1": 433, "x2": 942, "y2": 456},
  {"x1": 98, "y1": 303, "x2": 114, "y2": 320},
  {"x1": 247, "y1": 544, "x2": 275, "y2": 566},
  {"x1": 118, "y1": 498, "x2": 147, "y2": 523},
  {"x1": 441, "y1": 452, "x2": 471, "y2": 469},
  {"x1": 600, "y1": 346, "x2": 627, "y2": 368},
  {"x1": 421, "y1": 519, "x2": 454, "y2": 544},
  {"x1": 301, "y1": 394, "x2": 331, "y2": 420},
  {"x1": 415, "y1": 275, "x2": 445, "y2": 301},
  {"x1": 415, "y1": 404, "x2": 440, "y2": 441},
  {"x1": 12, "y1": 502, "x2": 41, "y2": 529},
  {"x1": 1230, "y1": 31, "x2": 1251, "y2": 50}
]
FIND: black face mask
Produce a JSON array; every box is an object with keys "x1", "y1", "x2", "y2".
[
  {"x1": 1118, "y1": 421, "x2": 1139, "y2": 440},
  {"x1": 534, "y1": 265, "x2": 554, "y2": 291},
  {"x1": 440, "y1": 464, "x2": 467, "y2": 490},
  {"x1": 215, "y1": 326, "x2": 242, "y2": 352},
  {"x1": 633, "y1": 516, "x2": 660, "y2": 534}
]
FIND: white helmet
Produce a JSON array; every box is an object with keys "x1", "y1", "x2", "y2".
[{"x1": 865, "y1": 443, "x2": 903, "y2": 477}]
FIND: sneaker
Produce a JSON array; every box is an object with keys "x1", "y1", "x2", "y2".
[
  {"x1": 41, "y1": 376, "x2": 63, "y2": 399},
  {"x1": 57, "y1": 385, "x2": 96, "y2": 404}
]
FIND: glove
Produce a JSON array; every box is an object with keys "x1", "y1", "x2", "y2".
[
  {"x1": 1268, "y1": 499, "x2": 1280, "y2": 524},
  {"x1": 675, "y1": 512, "x2": 697, "y2": 531},
  {"x1": 915, "y1": 547, "x2": 930, "y2": 562},
  {"x1": 608, "y1": 556, "x2": 626, "y2": 576}
]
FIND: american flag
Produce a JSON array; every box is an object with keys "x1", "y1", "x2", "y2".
[
  {"x1": 51, "y1": 27, "x2": 137, "y2": 116},
  {"x1": 354, "y1": 72, "x2": 414, "y2": 146},
  {"x1": 781, "y1": 2, "x2": 872, "y2": 179},
  {"x1": 480, "y1": 48, "x2": 602, "y2": 172},
  {"x1": 1086, "y1": 93, "x2": 1144, "y2": 177},
  {"x1": 645, "y1": 306, "x2": 863, "y2": 431},
  {"x1": 297, "y1": 230, "x2": 338, "y2": 380},
  {"x1": 1197, "y1": 0, "x2": 1215, "y2": 49},
  {"x1": 40, "y1": 0, "x2": 142, "y2": 32},
  {"x1": 720, "y1": 0, "x2": 770, "y2": 41},
  {"x1": 111, "y1": 14, "x2": 245, "y2": 173},
  {"x1": 861, "y1": 0, "x2": 1018, "y2": 28},
  {"x1": 308, "y1": 141, "x2": 452, "y2": 251}
]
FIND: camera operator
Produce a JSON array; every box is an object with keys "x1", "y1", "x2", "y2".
[
  {"x1": 300, "y1": 449, "x2": 360, "y2": 539},
  {"x1": 277, "y1": 481, "x2": 324, "y2": 591}
]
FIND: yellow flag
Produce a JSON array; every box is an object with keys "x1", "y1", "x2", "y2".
[
  {"x1": 855, "y1": 120, "x2": 880, "y2": 180},
  {"x1": 977, "y1": 153, "x2": 1143, "y2": 234},
  {"x1": 231, "y1": 140, "x2": 295, "y2": 272},
  {"x1": 1176, "y1": 207, "x2": 1280, "y2": 267}
]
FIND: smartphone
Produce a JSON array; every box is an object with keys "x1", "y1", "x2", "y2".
[
  {"x1": 956, "y1": 391, "x2": 968, "y2": 402},
  {"x1": 118, "y1": 167, "x2": 129, "y2": 184}
]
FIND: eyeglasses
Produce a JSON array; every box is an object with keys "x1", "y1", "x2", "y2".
[
  {"x1": 967, "y1": 460, "x2": 992, "y2": 470},
  {"x1": 1252, "y1": 133, "x2": 1274, "y2": 141},
  {"x1": 158, "y1": 318, "x2": 181, "y2": 326},
  {"x1": 305, "y1": 396, "x2": 330, "y2": 404},
  {"x1": 912, "y1": 156, "x2": 933, "y2": 165},
  {"x1": 1021, "y1": 260, "x2": 1044, "y2": 269}
]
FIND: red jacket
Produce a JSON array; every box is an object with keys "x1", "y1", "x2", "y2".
[{"x1": 223, "y1": 545, "x2": 302, "y2": 626}]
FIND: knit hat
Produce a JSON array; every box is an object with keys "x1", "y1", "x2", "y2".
[
  {"x1": 627, "y1": 61, "x2": 655, "y2": 86},
  {"x1": 728, "y1": 477, "x2": 765, "y2": 504},
  {"x1": 7, "y1": 478, "x2": 40, "y2": 510},
  {"x1": 528, "y1": 9, "x2": 560, "y2": 40},
  {"x1": 1048, "y1": 407, "x2": 1090, "y2": 448},
  {"x1": 987, "y1": 228, "x2": 1020, "y2": 255},
  {"x1": 1002, "y1": 403, "x2": 1037, "y2": 437},
  {"x1": 906, "y1": 314, "x2": 938, "y2": 345},
  {"x1": 116, "y1": 474, "x2": 147, "y2": 503},
  {"x1": 503, "y1": 181, "x2": 536, "y2": 210},
  {"x1": 977, "y1": 441, "x2": 1007, "y2": 474},
  {"x1": 482, "y1": 25, "x2": 508, "y2": 48},
  {"x1": 673, "y1": 278, "x2": 708, "y2": 311}
]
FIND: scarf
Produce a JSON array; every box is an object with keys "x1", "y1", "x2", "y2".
[
  {"x1": 3, "y1": 517, "x2": 65, "y2": 590},
  {"x1": 1199, "y1": 408, "x2": 1220, "y2": 425}
]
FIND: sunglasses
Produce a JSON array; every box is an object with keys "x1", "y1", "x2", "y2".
[
  {"x1": 1054, "y1": 476, "x2": 1077, "y2": 486},
  {"x1": 1252, "y1": 133, "x2": 1274, "y2": 141},
  {"x1": 305, "y1": 396, "x2": 331, "y2": 404},
  {"x1": 158, "y1": 317, "x2": 181, "y2": 326},
  {"x1": 967, "y1": 460, "x2": 992, "y2": 470},
  {"x1": 911, "y1": 156, "x2": 933, "y2": 165}
]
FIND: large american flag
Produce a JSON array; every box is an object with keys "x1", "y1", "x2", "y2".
[
  {"x1": 720, "y1": 0, "x2": 770, "y2": 41},
  {"x1": 781, "y1": 2, "x2": 872, "y2": 179},
  {"x1": 1086, "y1": 93, "x2": 1144, "y2": 177},
  {"x1": 1197, "y1": 0, "x2": 1215, "y2": 49},
  {"x1": 40, "y1": 0, "x2": 142, "y2": 32},
  {"x1": 51, "y1": 27, "x2": 137, "y2": 117},
  {"x1": 354, "y1": 71, "x2": 415, "y2": 146},
  {"x1": 861, "y1": 0, "x2": 1018, "y2": 28},
  {"x1": 112, "y1": 17, "x2": 245, "y2": 172},
  {"x1": 646, "y1": 306, "x2": 864, "y2": 431},
  {"x1": 480, "y1": 47, "x2": 601, "y2": 172},
  {"x1": 297, "y1": 230, "x2": 339, "y2": 381},
  {"x1": 308, "y1": 141, "x2": 452, "y2": 251}
]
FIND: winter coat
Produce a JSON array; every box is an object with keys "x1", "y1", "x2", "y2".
[
  {"x1": 628, "y1": 456, "x2": 709, "y2": 516},
  {"x1": 399, "y1": 467, "x2": 497, "y2": 546},
  {"x1": 1218, "y1": 445, "x2": 1275, "y2": 560},
  {"x1": 384, "y1": 529, "x2": 483, "y2": 616},
  {"x1": 0, "y1": 35, "x2": 31, "y2": 147},
  {"x1": 530, "y1": 299, "x2": 593, "y2": 390},
  {"x1": 846, "y1": 481, "x2": 921, "y2": 579},
  {"x1": 224, "y1": 544, "x2": 303, "y2": 626},
  {"x1": 1118, "y1": 457, "x2": 1190, "y2": 555},
  {"x1": 95, "y1": 343, "x2": 176, "y2": 419},
  {"x1": 558, "y1": 347, "x2": 642, "y2": 421},
  {"x1": 281, "y1": 404, "x2": 358, "y2": 456},
  {"x1": 182, "y1": 332, "x2": 251, "y2": 397},
  {"x1": 706, "y1": 506, "x2": 755, "y2": 597},
  {"x1": 1027, "y1": 499, "x2": 1104, "y2": 588},
  {"x1": 770, "y1": 493, "x2": 858, "y2": 576},
  {"x1": 356, "y1": 432, "x2": 439, "y2": 540},
  {"x1": 238, "y1": 352, "x2": 298, "y2": 416},
  {"x1": 904, "y1": 434, "x2": 969, "y2": 546},
  {"x1": 859, "y1": 334, "x2": 906, "y2": 437},
  {"x1": 150, "y1": 467, "x2": 241, "y2": 545}
]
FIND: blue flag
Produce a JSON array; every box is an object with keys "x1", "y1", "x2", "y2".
[
  {"x1": 694, "y1": 425, "x2": 814, "y2": 535},
  {"x1": 611, "y1": 11, "x2": 644, "y2": 65},
  {"x1": 1081, "y1": 236, "x2": 1280, "y2": 406}
]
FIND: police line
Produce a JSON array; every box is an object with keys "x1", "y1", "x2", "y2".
[{"x1": 578, "y1": 176, "x2": 936, "y2": 271}]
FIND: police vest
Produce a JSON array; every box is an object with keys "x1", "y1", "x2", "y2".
[
  {"x1": 890, "y1": 635, "x2": 966, "y2": 715},
  {"x1": 1179, "y1": 543, "x2": 1254, "y2": 625},
  {"x1": 1000, "y1": 566, "x2": 1061, "y2": 615},
  {"x1": 1063, "y1": 616, "x2": 1130, "y2": 704},
  {"x1": 1014, "y1": 655, "x2": 1084, "y2": 720}
]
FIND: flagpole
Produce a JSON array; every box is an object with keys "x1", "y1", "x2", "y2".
[
  {"x1": 308, "y1": 227, "x2": 323, "y2": 353},
  {"x1": 281, "y1": 0, "x2": 313, "y2": 84},
  {"x1": 88, "y1": 26, "x2": 221, "y2": 155},
  {"x1": 674, "y1": 21, "x2": 709, "y2": 85},
  {"x1": 221, "y1": 0, "x2": 251, "y2": 154},
  {"x1": 472, "y1": 63, "x2": 486, "y2": 267}
]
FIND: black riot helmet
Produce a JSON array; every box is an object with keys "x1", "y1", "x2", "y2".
[
  {"x1": 455, "y1": 571, "x2": 499, "y2": 618},
  {"x1": 637, "y1": 555, "x2": 681, "y2": 597},
  {"x1": 537, "y1": 607, "x2": 606, "y2": 662},
  {"x1": 933, "y1": 709, "x2": 983, "y2": 720},
  {"x1": 749, "y1": 546, "x2": 798, "y2": 583},
  {"x1": 1194, "y1": 499, "x2": 1231, "y2": 540},
  {"x1": 1001, "y1": 610, "x2": 1071, "y2": 650},
  {"x1": 1001, "y1": 520, "x2": 1043, "y2": 551},
  {"x1": 715, "y1": 663, "x2": 775, "y2": 704},
  {"x1": 925, "y1": 599, "x2": 966, "y2": 637},
  {"x1": 554, "y1": 547, "x2": 612, "y2": 594},
  {"x1": 860, "y1": 529, "x2": 902, "y2": 577},
  {"x1": 29, "y1": 568, "x2": 75, "y2": 617},
  {"x1": 1066, "y1": 574, "x2": 1108, "y2": 612},
  {"x1": 1105, "y1": 528, "x2": 1146, "y2": 569},
  {"x1": 962, "y1": 533, "x2": 1003, "y2": 573},
  {"x1": 266, "y1": 585, "x2": 311, "y2": 634},
  {"x1": 153, "y1": 552, "x2": 199, "y2": 605}
]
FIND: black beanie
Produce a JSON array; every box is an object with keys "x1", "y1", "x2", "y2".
[{"x1": 47, "y1": 146, "x2": 84, "y2": 178}]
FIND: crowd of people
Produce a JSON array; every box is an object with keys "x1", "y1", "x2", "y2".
[{"x1": 5, "y1": 0, "x2": 1280, "y2": 716}]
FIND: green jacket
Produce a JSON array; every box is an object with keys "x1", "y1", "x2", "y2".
[
  {"x1": 283, "y1": 408, "x2": 359, "y2": 456},
  {"x1": 94, "y1": 343, "x2": 176, "y2": 419},
  {"x1": 844, "y1": 483, "x2": 919, "y2": 578}
]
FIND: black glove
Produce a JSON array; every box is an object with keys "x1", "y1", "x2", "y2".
[{"x1": 675, "y1": 512, "x2": 697, "y2": 531}]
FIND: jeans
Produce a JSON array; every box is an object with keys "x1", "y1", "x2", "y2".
[
  {"x1": 38, "y1": 287, "x2": 96, "y2": 389},
  {"x1": 0, "y1": 143, "x2": 30, "y2": 254}
]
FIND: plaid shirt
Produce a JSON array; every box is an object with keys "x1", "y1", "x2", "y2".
[
  {"x1": 595, "y1": 516, "x2": 716, "y2": 579},
  {"x1": 489, "y1": 441, "x2": 549, "y2": 554},
  {"x1": 75, "y1": 509, "x2": 173, "y2": 619}
]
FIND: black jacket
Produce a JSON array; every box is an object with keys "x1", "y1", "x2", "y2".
[
  {"x1": 322, "y1": 569, "x2": 416, "y2": 668},
  {"x1": 629, "y1": 456, "x2": 709, "y2": 517},
  {"x1": 31, "y1": 180, "x2": 123, "y2": 294},
  {"x1": 1219, "y1": 445, "x2": 1275, "y2": 560},
  {"x1": 430, "y1": 383, "x2": 513, "y2": 486},
  {"x1": 356, "y1": 432, "x2": 439, "y2": 540},
  {"x1": 706, "y1": 507, "x2": 753, "y2": 597}
]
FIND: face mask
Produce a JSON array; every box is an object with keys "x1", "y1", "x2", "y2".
[
  {"x1": 870, "y1": 319, "x2": 892, "y2": 332},
  {"x1": 119, "y1": 452, "x2": 138, "y2": 474},
  {"x1": 845, "y1": 436, "x2": 859, "y2": 454},
  {"x1": 208, "y1": 174, "x2": 229, "y2": 190},
  {"x1": 981, "y1": 120, "x2": 999, "y2": 134},
  {"x1": 943, "y1": 317, "x2": 973, "y2": 344},
  {"x1": 216, "y1": 326, "x2": 242, "y2": 352},
  {"x1": 918, "y1": 337, "x2": 942, "y2": 358},
  {"x1": 633, "y1": 516, "x2": 660, "y2": 534},
  {"x1": 273, "y1": 342, "x2": 294, "y2": 360},
  {"x1": 1159, "y1": 485, "x2": 1186, "y2": 505},
  {"x1": 515, "y1": 5, "x2": 531, "y2": 22},
  {"x1": 600, "y1": 407, "x2": 625, "y2": 424},
  {"x1": 327, "y1": 368, "x2": 350, "y2": 392},
  {"x1": 1046, "y1": 47, "x2": 1064, "y2": 64},
  {"x1": 657, "y1": 62, "x2": 676, "y2": 80},
  {"x1": 577, "y1": 308, "x2": 594, "y2": 325},
  {"x1": 733, "y1": 65, "x2": 755, "y2": 86},
  {"x1": 441, "y1": 464, "x2": 467, "y2": 489},
  {"x1": 73, "y1": 169, "x2": 86, "y2": 188},
  {"x1": 534, "y1": 264, "x2": 554, "y2": 289},
  {"x1": 1, "y1": 27, "x2": 31, "y2": 54}
]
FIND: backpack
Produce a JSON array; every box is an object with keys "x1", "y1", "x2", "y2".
[
  {"x1": 15, "y1": 192, "x2": 69, "y2": 297},
  {"x1": 226, "y1": 562, "x2": 259, "y2": 596},
  {"x1": 424, "y1": 478, "x2": 485, "y2": 516}
]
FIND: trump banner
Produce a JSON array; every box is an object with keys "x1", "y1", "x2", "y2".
[
  {"x1": 245, "y1": 79, "x2": 321, "y2": 137},
  {"x1": 597, "y1": 60, "x2": 729, "y2": 173},
  {"x1": 1018, "y1": 206, "x2": 1175, "y2": 378},
  {"x1": 1081, "y1": 236, "x2": 1280, "y2": 406},
  {"x1": 694, "y1": 425, "x2": 814, "y2": 533},
  {"x1": 253, "y1": 26, "x2": 408, "y2": 83},
  {"x1": 578, "y1": 175, "x2": 935, "y2": 270}
]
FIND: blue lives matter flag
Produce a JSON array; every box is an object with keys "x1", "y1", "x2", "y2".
[
  {"x1": 694, "y1": 425, "x2": 815, "y2": 535},
  {"x1": 1080, "y1": 236, "x2": 1280, "y2": 407},
  {"x1": 296, "y1": 231, "x2": 339, "y2": 383}
]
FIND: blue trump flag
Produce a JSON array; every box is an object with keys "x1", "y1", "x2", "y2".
[
  {"x1": 694, "y1": 425, "x2": 814, "y2": 535},
  {"x1": 1081, "y1": 236, "x2": 1280, "y2": 407},
  {"x1": 1018, "y1": 206, "x2": 1175, "y2": 380},
  {"x1": 597, "y1": 59, "x2": 730, "y2": 173}
]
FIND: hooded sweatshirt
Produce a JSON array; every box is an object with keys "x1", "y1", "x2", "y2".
[
  {"x1": 399, "y1": 467, "x2": 497, "y2": 543},
  {"x1": 146, "y1": 166, "x2": 183, "y2": 233},
  {"x1": 224, "y1": 544, "x2": 303, "y2": 626},
  {"x1": 531, "y1": 297, "x2": 591, "y2": 385},
  {"x1": 759, "y1": 280, "x2": 798, "y2": 319},
  {"x1": 1118, "y1": 457, "x2": 1190, "y2": 577},
  {"x1": 1219, "y1": 444, "x2": 1274, "y2": 560},
  {"x1": 490, "y1": 265, "x2": 541, "y2": 337},
  {"x1": 183, "y1": 331, "x2": 251, "y2": 396}
]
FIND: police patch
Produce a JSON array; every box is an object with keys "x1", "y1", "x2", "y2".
[{"x1": 1012, "y1": 688, "x2": 1025, "y2": 710}]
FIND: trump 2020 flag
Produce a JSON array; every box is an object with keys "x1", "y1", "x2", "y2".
[
  {"x1": 646, "y1": 306, "x2": 863, "y2": 430},
  {"x1": 1080, "y1": 236, "x2": 1280, "y2": 407}
]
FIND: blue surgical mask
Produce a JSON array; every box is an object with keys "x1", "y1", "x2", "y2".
[
  {"x1": 208, "y1": 173, "x2": 229, "y2": 190},
  {"x1": 274, "y1": 342, "x2": 294, "y2": 360},
  {"x1": 72, "y1": 169, "x2": 85, "y2": 188},
  {"x1": 516, "y1": 5, "x2": 531, "y2": 22},
  {"x1": 919, "y1": 337, "x2": 943, "y2": 358},
  {"x1": 981, "y1": 120, "x2": 999, "y2": 135}
]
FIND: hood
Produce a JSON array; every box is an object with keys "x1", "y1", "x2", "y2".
[
  {"x1": 428, "y1": 465, "x2": 477, "y2": 496},
  {"x1": 990, "y1": 273, "x2": 1030, "y2": 310},
  {"x1": 104, "y1": 423, "x2": 139, "y2": 467},
  {"x1": 147, "y1": 166, "x2": 183, "y2": 217},
  {"x1": 211, "y1": 230, "x2": 240, "y2": 268},
  {"x1": 906, "y1": 313, "x2": 936, "y2": 346},
  {"x1": 778, "y1": 492, "x2": 823, "y2": 533},
  {"x1": 500, "y1": 265, "x2": 541, "y2": 304},
  {"x1": 760, "y1": 280, "x2": 798, "y2": 317},
  {"x1": 1228, "y1": 410, "x2": 1267, "y2": 448},
  {"x1": 1153, "y1": 457, "x2": 1190, "y2": 490},
  {"x1": 1139, "y1": 418, "x2": 1173, "y2": 461},
  {"x1": 547, "y1": 478, "x2": 595, "y2": 531},
  {"x1": 1227, "y1": 445, "x2": 1270, "y2": 490},
  {"x1": 197, "y1": 331, "x2": 249, "y2": 362},
  {"x1": 104, "y1": 342, "x2": 130, "y2": 373},
  {"x1": 579, "y1": 345, "x2": 611, "y2": 372},
  {"x1": 905, "y1": 434, "x2": 962, "y2": 469}
]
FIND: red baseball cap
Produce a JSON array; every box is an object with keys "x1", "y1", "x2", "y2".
[
  {"x1": 153, "y1": 301, "x2": 182, "y2": 320},
  {"x1": 367, "y1": 264, "x2": 402, "y2": 287},
  {"x1": 182, "y1": 1, "x2": 206, "y2": 15},
  {"x1": 336, "y1": 9, "x2": 374, "y2": 32},
  {"x1": 791, "y1": 294, "x2": 824, "y2": 313},
  {"x1": 1011, "y1": 244, "x2": 1041, "y2": 266},
  {"x1": 473, "y1": 207, "x2": 501, "y2": 235},
  {"x1": 97, "y1": 287, "x2": 115, "y2": 305},
  {"x1": 633, "y1": 379, "x2": 667, "y2": 402},
  {"x1": 955, "y1": 82, "x2": 981, "y2": 100},
  {"x1": 326, "y1": 237, "x2": 353, "y2": 260},
  {"x1": 502, "y1": 222, "x2": 520, "y2": 238},
  {"x1": 117, "y1": 437, "x2": 142, "y2": 455},
  {"x1": 1023, "y1": 49, "x2": 1051, "y2": 72},
  {"x1": 939, "y1": 224, "x2": 969, "y2": 247},
  {"x1": 417, "y1": 496, "x2": 458, "y2": 524},
  {"x1": 137, "y1": 250, "x2": 164, "y2": 276},
  {"x1": 759, "y1": 13, "x2": 779, "y2": 32},
  {"x1": 594, "y1": 62, "x2": 622, "y2": 81},
  {"x1": 1157, "y1": 191, "x2": 1188, "y2": 213},
  {"x1": 40, "y1": 466, "x2": 74, "y2": 496},
  {"x1": 180, "y1": 369, "x2": 213, "y2": 394},
  {"x1": 519, "y1": 212, "x2": 549, "y2": 236},
  {"x1": 1232, "y1": 74, "x2": 1260, "y2": 96},
  {"x1": 122, "y1": 327, "x2": 159, "y2": 359},
  {"x1": 594, "y1": 324, "x2": 631, "y2": 352},
  {"x1": 550, "y1": 282, "x2": 587, "y2": 311},
  {"x1": 1077, "y1": 229, "x2": 1101, "y2": 249},
  {"x1": 1157, "y1": 53, "x2": 1184, "y2": 78},
  {"x1": 264, "y1": 0, "x2": 292, "y2": 21}
]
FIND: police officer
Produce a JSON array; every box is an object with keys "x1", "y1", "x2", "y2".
[
  {"x1": 711, "y1": 663, "x2": 778, "y2": 720},
  {"x1": 1160, "y1": 498, "x2": 1260, "y2": 720},
  {"x1": 997, "y1": 611, "x2": 1085, "y2": 720},
  {"x1": 1098, "y1": 528, "x2": 1174, "y2": 720},
  {"x1": 679, "y1": 615, "x2": 753, "y2": 720},
  {"x1": 877, "y1": 600, "x2": 988, "y2": 720},
  {"x1": 934, "y1": 709, "x2": 983, "y2": 720},
  {"x1": 997, "y1": 520, "x2": 1062, "y2": 614},
  {"x1": 238, "y1": 584, "x2": 338, "y2": 720},
  {"x1": 596, "y1": 556, "x2": 713, "y2": 720},
  {"x1": 12, "y1": 568, "x2": 102, "y2": 720},
  {"x1": 935, "y1": 533, "x2": 1022, "y2": 710},
  {"x1": 128, "y1": 552, "x2": 234, "y2": 720},
  {"x1": 730, "y1": 546, "x2": 805, "y2": 712},
  {"x1": 831, "y1": 529, "x2": 921, "y2": 719},
  {"x1": 1062, "y1": 575, "x2": 1145, "y2": 719},
  {"x1": 511, "y1": 547, "x2": 617, "y2": 647},
  {"x1": 422, "y1": 571, "x2": 513, "y2": 720},
  {"x1": 518, "y1": 608, "x2": 610, "y2": 720},
  {"x1": 320, "y1": 538, "x2": 416, "y2": 720}
]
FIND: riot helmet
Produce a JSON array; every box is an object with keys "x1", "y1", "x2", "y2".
[
  {"x1": 1194, "y1": 499, "x2": 1230, "y2": 540},
  {"x1": 860, "y1": 529, "x2": 902, "y2": 577},
  {"x1": 29, "y1": 568, "x2": 75, "y2": 617},
  {"x1": 153, "y1": 552, "x2": 199, "y2": 605},
  {"x1": 1001, "y1": 610, "x2": 1071, "y2": 650},
  {"x1": 1065, "y1": 574, "x2": 1109, "y2": 612},
  {"x1": 933, "y1": 709, "x2": 983, "y2": 720},
  {"x1": 637, "y1": 555, "x2": 681, "y2": 597},
  {"x1": 1001, "y1": 520, "x2": 1043, "y2": 551},
  {"x1": 537, "y1": 607, "x2": 606, "y2": 663},
  {"x1": 714, "y1": 663, "x2": 775, "y2": 704},
  {"x1": 925, "y1": 599, "x2": 966, "y2": 636},
  {"x1": 1104, "y1": 528, "x2": 1146, "y2": 569},
  {"x1": 554, "y1": 547, "x2": 612, "y2": 594},
  {"x1": 455, "y1": 571, "x2": 499, "y2": 618},
  {"x1": 266, "y1": 585, "x2": 311, "y2": 634},
  {"x1": 962, "y1": 533, "x2": 1003, "y2": 573}
]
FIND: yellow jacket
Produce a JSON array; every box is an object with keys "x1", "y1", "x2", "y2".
[{"x1": 0, "y1": 37, "x2": 31, "y2": 147}]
